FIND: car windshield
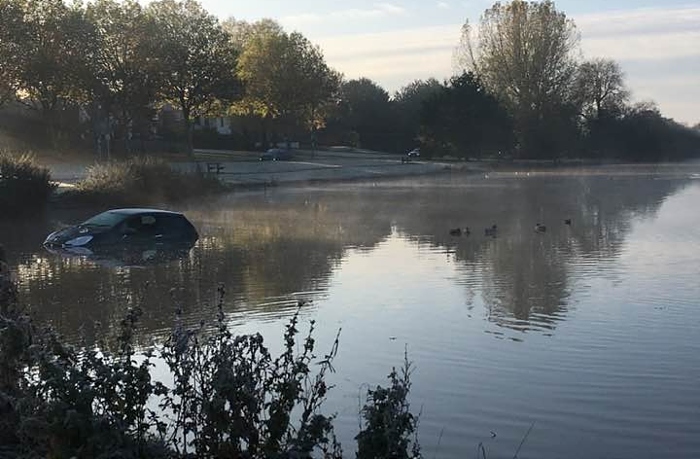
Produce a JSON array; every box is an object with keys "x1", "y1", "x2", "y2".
[{"x1": 81, "y1": 211, "x2": 128, "y2": 228}]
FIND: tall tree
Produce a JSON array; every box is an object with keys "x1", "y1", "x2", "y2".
[
  {"x1": 85, "y1": 0, "x2": 162, "y2": 149},
  {"x1": 233, "y1": 20, "x2": 339, "y2": 143},
  {"x1": 455, "y1": 0, "x2": 580, "y2": 157},
  {"x1": 148, "y1": 0, "x2": 240, "y2": 155}
]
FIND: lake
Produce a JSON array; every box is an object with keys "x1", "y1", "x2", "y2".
[{"x1": 3, "y1": 163, "x2": 700, "y2": 458}]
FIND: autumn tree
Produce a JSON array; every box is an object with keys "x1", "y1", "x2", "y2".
[
  {"x1": 455, "y1": 0, "x2": 580, "y2": 157},
  {"x1": 148, "y1": 0, "x2": 240, "y2": 155},
  {"x1": 233, "y1": 20, "x2": 340, "y2": 144}
]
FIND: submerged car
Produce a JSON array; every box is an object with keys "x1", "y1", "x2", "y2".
[{"x1": 43, "y1": 208, "x2": 199, "y2": 249}]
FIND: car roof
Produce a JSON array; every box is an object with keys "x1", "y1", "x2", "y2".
[{"x1": 107, "y1": 208, "x2": 184, "y2": 216}]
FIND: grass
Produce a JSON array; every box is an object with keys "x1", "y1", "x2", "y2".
[
  {"x1": 69, "y1": 156, "x2": 226, "y2": 206},
  {"x1": 0, "y1": 150, "x2": 56, "y2": 215}
]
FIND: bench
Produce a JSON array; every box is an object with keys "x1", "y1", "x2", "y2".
[{"x1": 205, "y1": 162, "x2": 225, "y2": 174}]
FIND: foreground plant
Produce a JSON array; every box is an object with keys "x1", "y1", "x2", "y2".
[
  {"x1": 356, "y1": 352, "x2": 422, "y2": 459},
  {"x1": 0, "y1": 274, "x2": 423, "y2": 458}
]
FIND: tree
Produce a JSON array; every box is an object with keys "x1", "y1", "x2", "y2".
[
  {"x1": 0, "y1": 0, "x2": 25, "y2": 107},
  {"x1": 455, "y1": 0, "x2": 580, "y2": 157},
  {"x1": 1, "y1": 0, "x2": 94, "y2": 142},
  {"x1": 233, "y1": 20, "x2": 339, "y2": 144},
  {"x1": 148, "y1": 0, "x2": 240, "y2": 155},
  {"x1": 332, "y1": 78, "x2": 395, "y2": 151},
  {"x1": 85, "y1": 0, "x2": 162, "y2": 153},
  {"x1": 419, "y1": 72, "x2": 514, "y2": 159},
  {"x1": 574, "y1": 58, "x2": 629, "y2": 121},
  {"x1": 393, "y1": 79, "x2": 442, "y2": 151}
]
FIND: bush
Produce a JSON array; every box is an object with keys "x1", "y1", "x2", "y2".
[
  {"x1": 0, "y1": 150, "x2": 56, "y2": 215},
  {"x1": 73, "y1": 156, "x2": 225, "y2": 205},
  {"x1": 356, "y1": 353, "x2": 422, "y2": 459},
  {"x1": 0, "y1": 280, "x2": 424, "y2": 458}
]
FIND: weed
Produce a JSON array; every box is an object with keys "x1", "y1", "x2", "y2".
[{"x1": 356, "y1": 350, "x2": 422, "y2": 459}]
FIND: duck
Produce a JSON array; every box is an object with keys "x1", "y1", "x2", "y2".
[
  {"x1": 449, "y1": 227, "x2": 471, "y2": 236},
  {"x1": 535, "y1": 223, "x2": 547, "y2": 233},
  {"x1": 564, "y1": 218, "x2": 572, "y2": 225},
  {"x1": 484, "y1": 224, "x2": 498, "y2": 237}
]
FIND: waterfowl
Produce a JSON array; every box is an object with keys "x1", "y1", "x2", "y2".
[
  {"x1": 449, "y1": 227, "x2": 471, "y2": 236},
  {"x1": 564, "y1": 218, "x2": 572, "y2": 225},
  {"x1": 484, "y1": 224, "x2": 498, "y2": 237},
  {"x1": 535, "y1": 223, "x2": 547, "y2": 233}
]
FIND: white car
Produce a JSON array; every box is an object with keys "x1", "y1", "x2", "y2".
[{"x1": 407, "y1": 148, "x2": 420, "y2": 158}]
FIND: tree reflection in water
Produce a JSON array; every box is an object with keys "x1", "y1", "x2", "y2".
[{"x1": 0, "y1": 166, "x2": 694, "y2": 342}]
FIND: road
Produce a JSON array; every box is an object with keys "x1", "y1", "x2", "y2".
[{"x1": 47, "y1": 148, "x2": 457, "y2": 190}]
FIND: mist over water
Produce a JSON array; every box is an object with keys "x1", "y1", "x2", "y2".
[{"x1": 3, "y1": 164, "x2": 700, "y2": 458}]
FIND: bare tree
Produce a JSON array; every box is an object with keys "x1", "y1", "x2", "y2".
[{"x1": 574, "y1": 58, "x2": 629, "y2": 120}]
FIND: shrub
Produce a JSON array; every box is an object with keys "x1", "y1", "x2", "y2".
[
  {"x1": 356, "y1": 352, "x2": 422, "y2": 459},
  {"x1": 0, "y1": 279, "x2": 424, "y2": 459},
  {"x1": 0, "y1": 150, "x2": 56, "y2": 215},
  {"x1": 73, "y1": 156, "x2": 225, "y2": 205}
]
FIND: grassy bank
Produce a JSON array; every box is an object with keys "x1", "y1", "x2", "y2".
[
  {"x1": 0, "y1": 269, "x2": 421, "y2": 458},
  {"x1": 62, "y1": 156, "x2": 227, "y2": 206},
  {"x1": 0, "y1": 151, "x2": 56, "y2": 216}
]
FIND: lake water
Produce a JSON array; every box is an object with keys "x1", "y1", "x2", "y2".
[{"x1": 3, "y1": 164, "x2": 700, "y2": 458}]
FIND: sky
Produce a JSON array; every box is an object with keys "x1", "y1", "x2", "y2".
[{"x1": 190, "y1": 0, "x2": 698, "y2": 124}]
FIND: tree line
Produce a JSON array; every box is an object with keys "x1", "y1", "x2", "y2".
[{"x1": 0, "y1": 0, "x2": 698, "y2": 161}]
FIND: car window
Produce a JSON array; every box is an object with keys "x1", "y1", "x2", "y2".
[{"x1": 82, "y1": 211, "x2": 128, "y2": 228}]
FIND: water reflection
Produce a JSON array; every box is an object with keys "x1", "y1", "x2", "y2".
[{"x1": 0, "y1": 166, "x2": 694, "y2": 341}]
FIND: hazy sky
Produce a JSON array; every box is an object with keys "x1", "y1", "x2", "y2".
[{"x1": 188, "y1": 1, "x2": 698, "y2": 124}]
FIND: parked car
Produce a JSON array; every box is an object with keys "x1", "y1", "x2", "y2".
[
  {"x1": 407, "y1": 148, "x2": 420, "y2": 158},
  {"x1": 43, "y1": 208, "x2": 199, "y2": 249},
  {"x1": 259, "y1": 148, "x2": 293, "y2": 161}
]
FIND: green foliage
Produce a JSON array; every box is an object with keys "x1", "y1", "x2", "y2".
[
  {"x1": 327, "y1": 78, "x2": 397, "y2": 151},
  {"x1": 73, "y1": 156, "x2": 224, "y2": 205},
  {"x1": 148, "y1": 0, "x2": 241, "y2": 155},
  {"x1": 420, "y1": 73, "x2": 514, "y2": 159},
  {"x1": 0, "y1": 150, "x2": 56, "y2": 215},
  {"x1": 356, "y1": 354, "x2": 422, "y2": 459},
  {"x1": 233, "y1": 20, "x2": 340, "y2": 132},
  {"x1": 392, "y1": 79, "x2": 442, "y2": 151},
  {"x1": 587, "y1": 106, "x2": 700, "y2": 162}
]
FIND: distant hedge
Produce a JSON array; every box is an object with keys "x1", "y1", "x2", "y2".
[{"x1": 0, "y1": 151, "x2": 56, "y2": 215}]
